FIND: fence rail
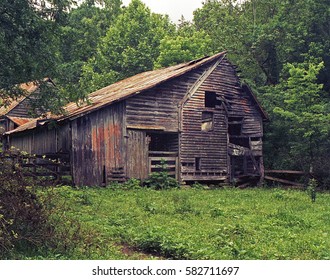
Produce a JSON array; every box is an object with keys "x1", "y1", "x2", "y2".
[
  {"x1": 148, "y1": 152, "x2": 178, "y2": 179},
  {"x1": 264, "y1": 169, "x2": 310, "y2": 188},
  {"x1": 0, "y1": 151, "x2": 71, "y2": 184}
]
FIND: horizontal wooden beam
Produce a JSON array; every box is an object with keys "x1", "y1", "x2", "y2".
[
  {"x1": 264, "y1": 175, "x2": 304, "y2": 187},
  {"x1": 265, "y1": 170, "x2": 307, "y2": 175},
  {"x1": 148, "y1": 151, "x2": 178, "y2": 156},
  {"x1": 149, "y1": 157, "x2": 177, "y2": 162},
  {"x1": 127, "y1": 124, "x2": 166, "y2": 131}
]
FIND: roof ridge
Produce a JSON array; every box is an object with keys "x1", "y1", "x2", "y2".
[{"x1": 5, "y1": 51, "x2": 228, "y2": 135}]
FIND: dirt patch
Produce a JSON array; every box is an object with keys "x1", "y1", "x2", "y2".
[{"x1": 119, "y1": 243, "x2": 164, "y2": 260}]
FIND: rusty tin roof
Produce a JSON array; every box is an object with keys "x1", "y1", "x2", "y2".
[
  {"x1": 6, "y1": 116, "x2": 35, "y2": 126},
  {"x1": 6, "y1": 52, "x2": 227, "y2": 135}
]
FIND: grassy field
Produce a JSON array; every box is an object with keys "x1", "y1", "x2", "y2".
[{"x1": 37, "y1": 186, "x2": 330, "y2": 260}]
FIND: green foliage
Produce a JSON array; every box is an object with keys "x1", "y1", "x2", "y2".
[
  {"x1": 0, "y1": 150, "x2": 51, "y2": 258},
  {"x1": 144, "y1": 159, "x2": 180, "y2": 190},
  {"x1": 191, "y1": 181, "x2": 207, "y2": 189},
  {"x1": 25, "y1": 187, "x2": 330, "y2": 260},
  {"x1": 108, "y1": 178, "x2": 142, "y2": 190},
  {"x1": 307, "y1": 178, "x2": 318, "y2": 202},
  {"x1": 79, "y1": 0, "x2": 175, "y2": 94},
  {"x1": 35, "y1": 186, "x2": 123, "y2": 259},
  {"x1": 0, "y1": 0, "x2": 58, "y2": 98},
  {"x1": 54, "y1": 0, "x2": 122, "y2": 101},
  {"x1": 261, "y1": 54, "x2": 330, "y2": 186},
  {"x1": 155, "y1": 29, "x2": 212, "y2": 68}
]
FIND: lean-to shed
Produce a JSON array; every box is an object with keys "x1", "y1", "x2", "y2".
[{"x1": 4, "y1": 52, "x2": 268, "y2": 186}]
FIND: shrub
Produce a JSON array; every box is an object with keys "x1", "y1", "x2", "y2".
[
  {"x1": 0, "y1": 150, "x2": 51, "y2": 258},
  {"x1": 108, "y1": 178, "x2": 142, "y2": 190},
  {"x1": 191, "y1": 181, "x2": 207, "y2": 189},
  {"x1": 307, "y1": 178, "x2": 318, "y2": 202},
  {"x1": 144, "y1": 159, "x2": 179, "y2": 190},
  {"x1": 123, "y1": 178, "x2": 142, "y2": 189}
]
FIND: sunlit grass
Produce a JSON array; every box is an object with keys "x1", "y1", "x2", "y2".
[{"x1": 45, "y1": 186, "x2": 330, "y2": 260}]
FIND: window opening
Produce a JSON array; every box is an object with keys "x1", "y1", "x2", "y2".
[
  {"x1": 147, "y1": 132, "x2": 178, "y2": 152},
  {"x1": 195, "y1": 157, "x2": 201, "y2": 171},
  {"x1": 205, "y1": 91, "x2": 217, "y2": 108},
  {"x1": 228, "y1": 117, "x2": 243, "y2": 136},
  {"x1": 201, "y1": 111, "x2": 214, "y2": 131},
  {"x1": 228, "y1": 124, "x2": 242, "y2": 136},
  {"x1": 229, "y1": 137, "x2": 249, "y2": 148},
  {"x1": 229, "y1": 117, "x2": 243, "y2": 121}
]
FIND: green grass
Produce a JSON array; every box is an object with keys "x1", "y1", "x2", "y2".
[{"x1": 38, "y1": 186, "x2": 330, "y2": 260}]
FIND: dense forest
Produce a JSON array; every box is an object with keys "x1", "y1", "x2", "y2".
[{"x1": 1, "y1": 0, "x2": 329, "y2": 187}]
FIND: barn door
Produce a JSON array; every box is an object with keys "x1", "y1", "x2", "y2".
[{"x1": 126, "y1": 129, "x2": 149, "y2": 179}]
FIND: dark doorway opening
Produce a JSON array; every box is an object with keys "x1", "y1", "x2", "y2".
[{"x1": 147, "y1": 132, "x2": 178, "y2": 152}]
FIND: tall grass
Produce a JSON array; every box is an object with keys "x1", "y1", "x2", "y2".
[{"x1": 35, "y1": 186, "x2": 330, "y2": 260}]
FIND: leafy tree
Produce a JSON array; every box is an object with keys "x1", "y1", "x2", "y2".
[
  {"x1": 155, "y1": 23, "x2": 213, "y2": 68},
  {"x1": 79, "y1": 0, "x2": 175, "y2": 94},
  {"x1": 0, "y1": 0, "x2": 77, "y2": 112},
  {"x1": 193, "y1": 0, "x2": 266, "y2": 85},
  {"x1": 194, "y1": 0, "x2": 330, "y2": 87},
  {"x1": 55, "y1": 0, "x2": 122, "y2": 101},
  {"x1": 261, "y1": 55, "x2": 330, "y2": 186},
  {"x1": 0, "y1": 1, "x2": 56, "y2": 97}
]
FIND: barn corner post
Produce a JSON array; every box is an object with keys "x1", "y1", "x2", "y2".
[{"x1": 177, "y1": 99, "x2": 184, "y2": 185}]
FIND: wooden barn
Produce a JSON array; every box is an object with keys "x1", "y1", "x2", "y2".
[
  {"x1": 3, "y1": 52, "x2": 268, "y2": 186},
  {"x1": 0, "y1": 78, "x2": 55, "y2": 134}
]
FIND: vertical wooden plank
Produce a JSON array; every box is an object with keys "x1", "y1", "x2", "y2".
[
  {"x1": 126, "y1": 129, "x2": 148, "y2": 180},
  {"x1": 71, "y1": 119, "x2": 78, "y2": 186}
]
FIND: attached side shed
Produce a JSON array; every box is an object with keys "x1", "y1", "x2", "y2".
[
  {"x1": 4, "y1": 52, "x2": 268, "y2": 186},
  {"x1": 0, "y1": 78, "x2": 55, "y2": 135}
]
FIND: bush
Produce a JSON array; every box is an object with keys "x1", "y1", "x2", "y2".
[
  {"x1": 144, "y1": 159, "x2": 179, "y2": 190},
  {"x1": 0, "y1": 150, "x2": 52, "y2": 258}
]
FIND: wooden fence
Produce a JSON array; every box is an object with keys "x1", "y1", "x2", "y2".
[
  {"x1": 0, "y1": 151, "x2": 71, "y2": 184},
  {"x1": 148, "y1": 151, "x2": 178, "y2": 179},
  {"x1": 264, "y1": 170, "x2": 310, "y2": 188}
]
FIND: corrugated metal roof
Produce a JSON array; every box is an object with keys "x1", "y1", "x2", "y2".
[
  {"x1": 6, "y1": 52, "x2": 227, "y2": 135},
  {"x1": 6, "y1": 116, "x2": 35, "y2": 126},
  {"x1": 58, "y1": 52, "x2": 227, "y2": 121}
]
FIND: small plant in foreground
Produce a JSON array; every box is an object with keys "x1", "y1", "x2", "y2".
[
  {"x1": 144, "y1": 159, "x2": 179, "y2": 190},
  {"x1": 191, "y1": 181, "x2": 206, "y2": 189},
  {"x1": 307, "y1": 178, "x2": 318, "y2": 202},
  {"x1": 123, "y1": 178, "x2": 142, "y2": 189},
  {"x1": 108, "y1": 178, "x2": 142, "y2": 190}
]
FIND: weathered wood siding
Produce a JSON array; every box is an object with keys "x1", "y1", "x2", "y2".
[
  {"x1": 0, "y1": 118, "x2": 15, "y2": 133},
  {"x1": 213, "y1": 58, "x2": 264, "y2": 179},
  {"x1": 71, "y1": 102, "x2": 125, "y2": 186},
  {"x1": 126, "y1": 71, "x2": 207, "y2": 132},
  {"x1": 216, "y1": 60, "x2": 263, "y2": 137},
  {"x1": 125, "y1": 65, "x2": 212, "y2": 181},
  {"x1": 126, "y1": 129, "x2": 149, "y2": 179},
  {"x1": 8, "y1": 122, "x2": 70, "y2": 155},
  {"x1": 180, "y1": 63, "x2": 229, "y2": 181},
  {"x1": 180, "y1": 58, "x2": 264, "y2": 181},
  {"x1": 6, "y1": 95, "x2": 38, "y2": 118}
]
